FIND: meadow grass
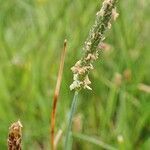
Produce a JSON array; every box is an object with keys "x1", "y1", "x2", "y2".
[{"x1": 0, "y1": 0, "x2": 149, "y2": 149}]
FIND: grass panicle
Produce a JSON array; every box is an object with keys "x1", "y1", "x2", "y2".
[
  {"x1": 65, "y1": 0, "x2": 118, "y2": 149},
  {"x1": 70, "y1": 0, "x2": 118, "y2": 91}
]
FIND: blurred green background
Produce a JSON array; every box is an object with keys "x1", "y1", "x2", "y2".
[{"x1": 0, "y1": 0, "x2": 149, "y2": 149}]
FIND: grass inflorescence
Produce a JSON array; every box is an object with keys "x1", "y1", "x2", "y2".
[{"x1": 65, "y1": 0, "x2": 119, "y2": 149}]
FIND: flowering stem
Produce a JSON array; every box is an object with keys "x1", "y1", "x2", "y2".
[
  {"x1": 64, "y1": 91, "x2": 79, "y2": 150},
  {"x1": 66, "y1": 0, "x2": 118, "y2": 149}
]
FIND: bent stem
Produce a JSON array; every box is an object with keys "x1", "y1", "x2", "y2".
[{"x1": 64, "y1": 91, "x2": 79, "y2": 150}]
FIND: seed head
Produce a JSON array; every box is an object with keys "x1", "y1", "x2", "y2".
[
  {"x1": 70, "y1": 0, "x2": 118, "y2": 91},
  {"x1": 8, "y1": 120, "x2": 23, "y2": 150}
]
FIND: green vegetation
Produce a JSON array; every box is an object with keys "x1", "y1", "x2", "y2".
[{"x1": 0, "y1": 0, "x2": 149, "y2": 149}]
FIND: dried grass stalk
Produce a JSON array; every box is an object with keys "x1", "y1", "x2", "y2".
[{"x1": 50, "y1": 40, "x2": 67, "y2": 150}]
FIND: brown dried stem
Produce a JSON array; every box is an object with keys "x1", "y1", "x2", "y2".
[{"x1": 50, "y1": 40, "x2": 67, "y2": 150}]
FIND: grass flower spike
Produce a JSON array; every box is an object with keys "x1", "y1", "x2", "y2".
[
  {"x1": 65, "y1": 0, "x2": 118, "y2": 149},
  {"x1": 7, "y1": 120, "x2": 23, "y2": 150},
  {"x1": 70, "y1": 0, "x2": 118, "y2": 91}
]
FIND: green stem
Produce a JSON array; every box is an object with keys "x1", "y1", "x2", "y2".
[{"x1": 64, "y1": 91, "x2": 79, "y2": 150}]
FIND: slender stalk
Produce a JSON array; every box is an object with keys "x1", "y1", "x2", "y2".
[
  {"x1": 50, "y1": 40, "x2": 67, "y2": 150},
  {"x1": 64, "y1": 91, "x2": 79, "y2": 150}
]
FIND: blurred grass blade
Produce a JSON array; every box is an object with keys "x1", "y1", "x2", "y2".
[
  {"x1": 54, "y1": 129, "x2": 63, "y2": 149},
  {"x1": 73, "y1": 133, "x2": 117, "y2": 150}
]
